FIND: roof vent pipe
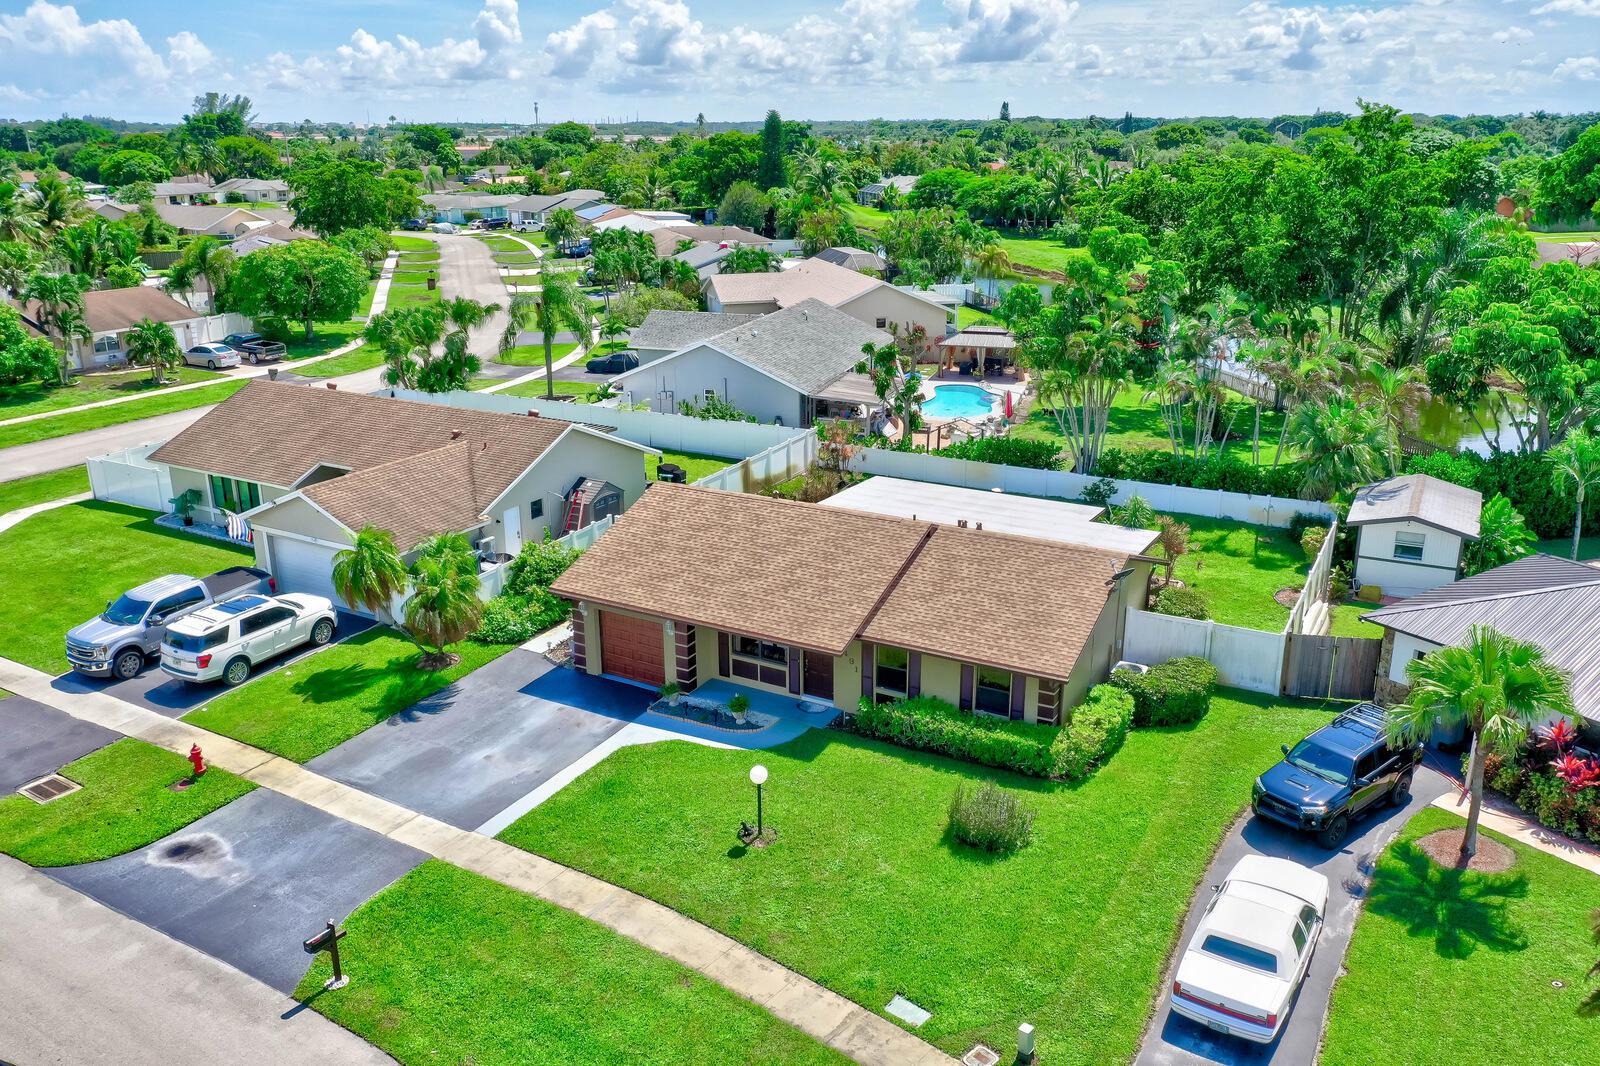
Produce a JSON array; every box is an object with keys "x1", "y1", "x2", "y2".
[{"x1": 450, "y1": 429, "x2": 463, "y2": 440}]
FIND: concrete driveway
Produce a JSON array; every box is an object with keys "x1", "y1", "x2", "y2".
[
  {"x1": 0, "y1": 695, "x2": 118, "y2": 792},
  {"x1": 306, "y1": 651, "x2": 649, "y2": 831},
  {"x1": 1135, "y1": 768, "x2": 1452, "y2": 1066},
  {"x1": 50, "y1": 788, "x2": 425, "y2": 993},
  {"x1": 51, "y1": 612, "x2": 376, "y2": 718}
]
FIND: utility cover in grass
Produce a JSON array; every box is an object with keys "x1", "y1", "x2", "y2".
[{"x1": 886, "y1": 994, "x2": 932, "y2": 1026}]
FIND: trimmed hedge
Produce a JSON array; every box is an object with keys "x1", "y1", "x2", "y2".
[
  {"x1": 1109, "y1": 657, "x2": 1219, "y2": 727},
  {"x1": 936, "y1": 436, "x2": 1064, "y2": 470},
  {"x1": 1154, "y1": 585, "x2": 1209, "y2": 620},
  {"x1": 1406, "y1": 449, "x2": 1588, "y2": 541},
  {"x1": 1095, "y1": 447, "x2": 1310, "y2": 500},
  {"x1": 850, "y1": 685, "x2": 1133, "y2": 781}
]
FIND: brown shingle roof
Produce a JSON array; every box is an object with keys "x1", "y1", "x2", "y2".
[
  {"x1": 150, "y1": 380, "x2": 578, "y2": 548},
  {"x1": 552, "y1": 482, "x2": 933, "y2": 654},
  {"x1": 552, "y1": 482, "x2": 1132, "y2": 678},
  {"x1": 864, "y1": 526, "x2": 1126, "y2": 681},
  {"x1": 24, "y1": 286, "x2": 200, "y2": 333}
]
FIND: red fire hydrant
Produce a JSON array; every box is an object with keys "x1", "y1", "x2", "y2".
[{"x1": 188, "y1": 744, "x2": 206, "y2": 777}]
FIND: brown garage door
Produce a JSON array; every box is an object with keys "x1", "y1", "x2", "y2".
[{"x1": 599, "y1": 611, "x2": 666, "y2": 688}]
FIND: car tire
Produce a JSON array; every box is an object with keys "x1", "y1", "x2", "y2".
[
  {"x1": 207, "y1": 360, "x2": 217, "y2": 370},
  {"x1": 310, "y1": 619, "x2": 335, "y2": 646},
  {"x1": 1389, "y1": 773, "x2": 1413, "y2": 808},
  {"x1": 1317, "y1": 814, "x2": 1350, "y2": 849},
  {"x1": 222, "y1": 657, "x2": 251, "y2": 687},
  {"x1": 112, "y1": 649, "x2": 144, "y2": 680}
]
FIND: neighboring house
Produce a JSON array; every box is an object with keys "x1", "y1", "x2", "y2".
[
  {"x1": 814, "y1": 246, "x2": 887, "y2": 274},
  {"x1": 21, "y1": 286, "x2": 207, "y2": 372},
  {"x1": 611, "y1": 299, "x2": 889, "y2": 426},
  {"x1": 575, "y1": 203, "x2": 620, "y2": 225},
  {"x1": 228, "y1": 222, "x2": 318, "y2": 256},
  {"x1": 211, "y1": 177, "x2": 291, "y2": 203},
  {"x1": 153, "y1": 203, "x2": 270, "y2": 238},
  {"x1": 468, "y1": 165, "x2": 514, "y2": 184},
  {"x1": 705, "y1": 257, "x2": 950, "y2": 349},
  {"x1": 146, "y1": 381, "x2": 656, "y2": 612},
  {"x1": 857, "y1": 175, "x2": 919, "y2": 206},
  {"x1": 1347, "y1": 474, "x2": 1482, "y2": 598},
  {"x1": 627, "y1": 309, "x2": 761, "y2": 365},
  {"x1": 420, "y1": 192, "x2": 523, "y2": 224},
  {"x1": 505, "y1": 189, "x2": 606, "y2": 228},
  {"x1": 152, "y1": 180, "x2": 216, "y2": 205},
  {"x1": 91, "y1": 200, "x2": 138, "y2": 222},
  {"x1": 16, "y1": 170, "x2": 71, "y2": 190},
  {"x1": 1364, "y1": 554, "x2": 1600, "y2": 737},
  {"x1": 671, "y1": 242, "x2": 740, "y2": 280},
  {"x1": 551, "y1": 481, "x2": 1156, "y2": 719}
]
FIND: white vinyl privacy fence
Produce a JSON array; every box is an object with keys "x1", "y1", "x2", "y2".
[
  {"x1": 87, "y1": 443, "x2": 172, "y2": 512},
  {"x1": 693, "y1": 433, "x2": 816, "y2": 492},
  {"x1": 1121, "y1": 607, "x2": 1286, "y2": 695},
  {"x1": 477, "y1": 515, "x2": 617, "y2": 599},
  {"x1": 850, "y1": 448, "x2": 1335, "y2": 528}
]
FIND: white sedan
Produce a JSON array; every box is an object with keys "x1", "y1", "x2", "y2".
[
  {"x1": 184, "y1": 342, "x2": 239, "y2": 370},
  {"x1": 1168, "y1": 855, "x2": 1329, "y2": 1044}
]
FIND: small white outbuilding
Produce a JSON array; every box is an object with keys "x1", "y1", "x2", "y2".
[{"x1": 1347, "y1": 473, "x2": 1483, "y2": 598}]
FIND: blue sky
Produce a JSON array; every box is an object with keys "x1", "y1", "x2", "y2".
[{"x1": 1, "y1": 0, "x2": 1597, "y2": 123}]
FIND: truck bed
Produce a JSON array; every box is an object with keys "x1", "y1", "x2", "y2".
[{"x1": 202, "y1": 566, "x2": 273, "y2": 598}]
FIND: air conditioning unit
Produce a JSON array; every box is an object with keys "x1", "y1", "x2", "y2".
[{"x1": 474, "y1": 537, "x2": 496, "y2": 557}]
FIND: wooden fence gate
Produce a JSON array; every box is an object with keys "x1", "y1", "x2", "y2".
[{"x1": 1283, "y1": 634, "x2": 1382, "y2": 700}]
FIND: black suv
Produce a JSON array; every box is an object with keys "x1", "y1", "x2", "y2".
[{"x1": 1252, "y1": 703, "x2": 1422, "y2": 848}]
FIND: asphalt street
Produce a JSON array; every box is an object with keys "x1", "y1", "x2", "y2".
[{"x1": 0, "y1": 694, "x2": 118, "y2": 791}]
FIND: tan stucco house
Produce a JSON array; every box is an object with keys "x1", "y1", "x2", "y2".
[
  {"x1": 551, "y1": 482, "x2": 1157, "y2": 723},
  {"x1": 147, "y1": 381, "x2": 655, "y2": 611},
  {"x1": 704, "y1": 257, "x2": 950, "y2": 350},
  {"x1": 22, "y1": 286, "x2": 207, "y2": 372}
]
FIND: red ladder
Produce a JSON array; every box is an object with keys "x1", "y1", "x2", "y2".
[{"x1": 562, "y1": 490, "x2": 585, "y2": 532}]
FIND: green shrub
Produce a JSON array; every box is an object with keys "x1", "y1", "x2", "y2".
[
  {"x1": 473, "y1": 588, "x2": 568, "y2": 644},
  {"x1": 505, "y1": 540, "x2": 583, "y2": 598},
  {"x1": 1288, "y1": 511, "x2": 1331, "y2": 542},
  {"x1": 1110, "y1": 657, "x2": 1218, "y2": 727},
  {"x1": 851, "y1": 696, "x2": 1060, "y2": 776},
  {"x1": 936, "y1": 436, "x2": 1063, "y2": 470},
  {"x1": 1300, "y1": 525, "x2": 1328, "y2": 560},
  {"x1": 1051, "y1": 684, "x2": 1134, "y2": 779},
  {"x1": 946, "y1": 781, "x2": 1036, "y2": 853},
  {"x1": 1080, "y1": 477, "x2": 1117, "y2": 509},
  {"x1": 1154, "y1": 586, "x2": 1209, "y2": 620},
  {"x1": 1095, "y1": 448, "x2": 1309, "y2": 500}
]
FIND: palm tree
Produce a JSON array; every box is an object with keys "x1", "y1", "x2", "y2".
[
  {"x1": 1461, "y1": 494, "x2": 1534, "y2": 576},
  {"x1": 657, "y1": 257, "x2": 701, "y2": 302},
  {"x1": 331, "y1": 527, "x2": 413, "y2": 636},
  {"x1": 499, "y1": 266, "x2": 591, "y2": 401},
  {"x1": 19, "y1": 271, "x2": 90, "y2": 384},
  {"x1": 1388, "y1": 626, "x2": 1572, "y2": 863},
  {"x1": 544, "y1": 208, "x2": 582, "y2": 253},
  {"x1": 166, "y1": 237, "x2": 234, "y2": 306},
  {"x1": 1375, "y1": 209, "x2": 1501, "y2": 368},
  {"x1": 0, "y1": 240, "x2": 37, "y2": 297},
  {"x1": 404, "y1": 533, "x2": 482, "y2": 669},
  {"x1": 1284, "y1": 397, "x2": 1388, "y2": 499},
  {"x1": 719, "y1": 247, "x2": 781, "y2": 274},
  {"x1": 122, "y1": 319, "x2": 182, "y2": 385},
  {"x1": 29, "y1": 175, "x2": 85, "y2": 237},
  {"x1": 0, "y1": 182, "x2": 43, "y2": 248},
  {"x1": 1549, "y1": 429, "x2": 1600, "y2": 560},
  {"x1": 1361, "y1": 360, "x2": 1427, "y2": 474}
]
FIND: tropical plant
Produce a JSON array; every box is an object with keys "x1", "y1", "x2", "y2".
[
  {"x1": 1284, "y1": 397, "x2": 1389, "y2": 499},
  {"x1": 122, "y1": 318, "x2": 182, "y2": 384},
  {"x1": 18, "y1": 271, "x2": 90, "y2": 384},
  {"x1": 165, "y1": 236, "x2": 234, "y2": 305},
  {"x1": 858, "y1": 327, "x2": 926, "y2": 434},
  {"x1": 331, "y1": 527, "x2": 412, "y2": 635},
  {"x1": 543, "y1": 207, "x2": 583, "y2": 252},
  {"x1": 719, "y1": 246, "x2": 782, "y2": 274},
  {"x1": 1155, "y1": 514, "x2": 1189, "y2": 581},
  {"x1": 1388, "y1": 626, "x2": 1573, "y2": 863},
  {"x1": 404, "y1": 533, "x2": 483, "y2": 668},
  {"x1": 0, "y1": 181, "x2": 43, "y2": 248},
  {"x1": 1548, "y1": 429, "x2": 1600, "y2": 560},
  {"x1": 499, "y1": 266, "x2": 591, "y2": 401},
  {"x1": 1461, "y1": 494, "x2": 1534, "y2": 576}
]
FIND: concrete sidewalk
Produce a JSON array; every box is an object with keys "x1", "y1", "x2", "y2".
[
  {"x1": 0, "y1": 855, "x2": 396, "y2": 1066},
  {"x1": 0, "y1": 654, "x2": 954, "y2": 1066}
]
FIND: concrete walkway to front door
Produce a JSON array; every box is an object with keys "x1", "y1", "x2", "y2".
[{"x1": 0, "y1": 653, "x2": 954, "y2": 1066}]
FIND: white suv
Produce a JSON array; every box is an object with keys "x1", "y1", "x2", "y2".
[{"x1": 160, "y1": 593, "x2": 337, "y2": 686}]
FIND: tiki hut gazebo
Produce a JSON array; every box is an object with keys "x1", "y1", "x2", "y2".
[{"x1": 937, "y1": 325, "x2": 1018, "y2": 376}]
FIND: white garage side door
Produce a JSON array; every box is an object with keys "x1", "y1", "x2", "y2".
[{"x1": 266, "y1": 535, "x2": 357, "y2": 613}]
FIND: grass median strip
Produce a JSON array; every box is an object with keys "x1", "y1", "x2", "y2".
[
  {"x1": 0, "y1": 379, "x2": 248, "y2": 451},
  {"x1": 499, "y1": 689, "x2": 1332, "y2": 1060},
  {"x1": 0, "y1": 739, "x2": 254, "y2": 867},
  {"x1": 0, "y1": 465, "x2": 89, "y2": 515},
  {"x1": 0, "y1": 367, "x2": 223, "y2": 423},
  {"x1": 187, "y1": 628, "x2": 512, "y2": 762},
  {"x1": 294, "y1": 343, "x2": 386, "y2": 378}
]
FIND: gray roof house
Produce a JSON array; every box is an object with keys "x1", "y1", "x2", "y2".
[
  {"x1": 505, "y1": 189, "x2": 606, "y2": 226},
  {"x1": 814, "y1": 247, "x2": 888, "y2": 274},
  {"x1": 628, "y1": 310, "x2": 762, "y2": 365},
  {"x1": 857, "y1": 175, "x2": 919, "y2": 205},
  {"x1": 420, "y1": 192, "x2": 523, "y2": 223},
  {"x1": 1365, "y1": 553, "x2": 1600, "y2": 729},
  {"x1": 211, "y1": 177, "x2": 291, "y2": 203},
  {"x1": 1348, "y1": 473, "x2": 1483, "y2": 599},
  {"x1": 610, "y1": 299, "x2": 890, "y2": 427}
]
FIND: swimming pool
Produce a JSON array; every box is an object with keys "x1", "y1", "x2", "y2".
[{"x1": 923, "y1": 384, "x2": 996, "y2": 419}]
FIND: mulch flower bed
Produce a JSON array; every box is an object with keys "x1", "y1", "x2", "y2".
[{"x1": 1417, "y1": 827, "x2": 1517, "y2": 873}]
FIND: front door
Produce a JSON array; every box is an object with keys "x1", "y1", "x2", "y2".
[
  {"x1": 802, "y1": 651, "x2": 834, "y2": 701},
  {"x1": 502, "y1": 505, "x2": 523, "y2": 555}
]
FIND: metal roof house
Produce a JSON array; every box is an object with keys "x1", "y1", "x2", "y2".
[
  {"x1": 1364, "y1": 553, "x2": 1600, "y2": 732},
  {"x1": 1347, "y1": 474, "x2": 1482, "y2": 598}
]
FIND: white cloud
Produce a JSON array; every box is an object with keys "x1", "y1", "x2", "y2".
[
  {"x1": 1533, "y1": 0, "x2": 1600, "y2": 15},
  {"x1": 1553, "y1": 54, "x2": 1600, "y2": 77},
  {"x1": 166, "y1": 31, "x2": 215, "y2": 77},
  {"x1": 944, "y1": 0, "x2": 1080, "y2": 62},
  {"x1": 0, "y1": 2, "x2": 214, "y2": 106},
  {"x1": 1492, "y1": 25, "x2": 1535, "y2": 41}
]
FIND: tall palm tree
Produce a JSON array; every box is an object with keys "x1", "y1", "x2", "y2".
[
  {"x1": 29, "y1": 176, "x2": 86, "y2": 237},
  {"x1": 122, "y1": 319, "x2": 182, "y2": 385},
  {"x1": 0, "y1": 182, "x2": 44, "y2": 248},
  {"x1": 1284, "y1": 397, "x2": 1388, "y2": 499},
  {"x1": 1361, "y1": 360, "x2": 1427, "y2": 474},
  {"x1": 657, "y1": 257, "x2": 701, "y2": 301},
  {"x1": 1549, "y1": 429, "x2": 1600, "y2": 560},
  {"x1": 19, "y1": 271, "x2": 90, "y2": 384},
  {"x1": 1375, "y1": 208, "x2": 1501, "y2": 368},
  {"x1": 0, "y1": 240, "x2": 37, "y2": 297},
  {"x1": 331, "y1": 526, "x2": 413, "y2": 636},
  {"x1": 544, "y1": 208, "x2": 582, "y2": 253},
  {"x1": 499, "y1": 266, "x2": 591, "y2": 401},
  {"x1": 1388, "y1": 626, "x2": 1572, "y2": 863},
  {"x1": 166, "y1": 236, "x2": 234, "y2": 306},
  {"x1": 404, "y1": 533, "x2": 482, "y2": 668}
]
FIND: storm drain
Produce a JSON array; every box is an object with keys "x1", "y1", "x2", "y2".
[
  {"x1": 885, "y1": 994, "x2": 931, "y2": 1027},
  {"x1": 18, "y1": 774, "x2": 79, "y2": 804}
]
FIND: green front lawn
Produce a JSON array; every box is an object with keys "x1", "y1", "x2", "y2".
[
  {"x1": 0, "y1": 502, "x2": 251, "y2": 673},
  {"x1": 388, "y1": 234, "x2": 435, "y2": 252},
  {"x1": 644, "y1": 450, "x2": 738, "y2": 482},
  {"x1": 995, "y1": 233, "x2": 1075, "y2": 275},
  {"x1": 391, "y1": 269, "x2": 437, "y2": 285},
  {"x1": 1010, "y1": 385, "x2": 1290, "y2": 468},
  {"x1": 499, "y1": 690, "x2": 1333, "y2": 1060},
  {"x1": 298, "y1": 860, "x2": 847, "y2": 1066},
  {"x1": 1322, "y1": 807, "x2": 1598, "y2": 1066},
  {"x1": 0, "y1": 379, "x2": 249, "y2": 451},
  {"x1": 187, "y1": 628, "x2": 512, "y2": 762},
  {"x1": 0, "y1": 367, "x2": 223, "y2": 422},
  {"x1": 278, "y1": 315, "x2": 370, "y2": 360},
  {"x1": 844, "y1": 203, "x2": 891, "y2": 232},
  {"x1": 495, "y1": 342, "x2": 578, "y2": 367},
  {"x1": 384, "y1": 283, "x2": 442, "y2": 310},
  {"x1": 956, "y1": 305, "x2": 1001, "y2": 328},
  {"x1": 495, "y1": 252, "x2": 544, "y2": 267},
  {"x1": 0, "y1": 465, "x2": 89, "y2": 515},
  {"x1": 1533, "y1": 230, "x2": 1600, "y2": 241},
  {"x1": 0, "y1": 739, "x2": 254, "y2": 866},
  {"x1": 501, "y1": 378, "x2": 601, "y2": 402},
  {"x1": 294, "y1": 343, "x2": 385, "y2": 379}
]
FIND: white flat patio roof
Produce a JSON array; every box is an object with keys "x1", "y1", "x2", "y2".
[{"x1": 820, "y1": 476, "x2": 1161, "y2": 556}]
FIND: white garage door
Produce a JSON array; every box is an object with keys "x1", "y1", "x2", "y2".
[{"x1": 266, "y1": 535, "x2": 355, "y2": 612}]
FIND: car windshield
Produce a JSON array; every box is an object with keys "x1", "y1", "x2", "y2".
[
  {"x1": 103, "y1": 593, "x2": 151, "y2": 625},
  {"x1": 1201, "y1": 934, "x2": 1279, "y2": 974},
  {"x1": 1285, "y1": 738, "x2": 1353, "y2": 784}
]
